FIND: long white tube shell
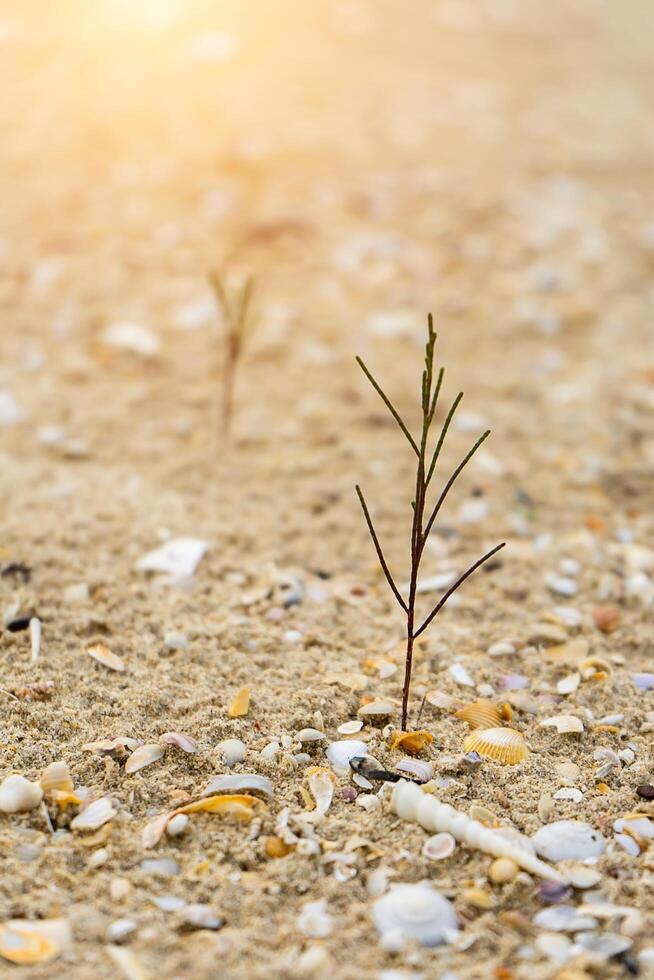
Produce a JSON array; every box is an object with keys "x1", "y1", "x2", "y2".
[{"x1": 390, "y1": 781, "x2": 566, "y2": 883}]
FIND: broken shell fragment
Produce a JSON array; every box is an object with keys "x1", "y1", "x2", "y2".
[
  {"x1": 579, "y1": 656, "x2": 613, "y2": 681},
  {"x1": 462, "y1": 727, "x2": 528, "y2": 765},
  {"x1": 0, "y1": 774, "x2": 44, "y2": 813},
  {"x1": 422, "y1": 833, "x2": 456, "y2": 861},
  {"x1": 455, "y1": 699, "x2": 502, "y2": 730},
  {"x1": 389, "y1": 730, "x2": 434, "y2": 755},
  {"x1": 337, "y1": 720, "x2": 363, "y2": 735},
  {"x1": 125, "y1": 744, "x2": 164, "y2": 774},
  {"x1": 556, "y1": 673, "x2": 581, "y2": 695},
  {"x1": 70, "y1": 797, "x2": 117, "y2": 831},
  {"x1": 307, "y1": 771, "x2": 334, "y2": 820},
  {"x1": 228, "y1": 686, "x2": 250, "y2": 718},
  {"x1": 162, "y1": 732, "x2": 198, "y2": 754},
  {"x1": 296, "y1": 728, "x2": 326, "y2": 742},
  {"x1": 202, "y1": 774, "x2": 274, "y2": 798},
  {"x1": 532, "y1": 820, "x2": 606, "y2": 862},
  {"x1": 87, "y1": 642, "x2": 125, "y2": 672},
  {"x1": 358, "y1": 698, "x2": 395, "y2": 717},
  {"x1": 372, "y1": 882, "x2": 458, "y2": 948},
  {"x1": 166, "y1": 814, "x2": 189, "y2": 837},
  {"x1": 39, "y1": 761, "x2": 74, "y2": 795},
  {"x1": 217, "y1": 738, "x2": 246, "y2": 767},
  {"x1": 540, "y1": 715, "x2": 584, "y2": 734},
  {"x1": 143, "y1": 794, "x2": 265, "y2": 848},
  {"x1": 0, "y1": 919, "x2": 69, "y2": 965}
]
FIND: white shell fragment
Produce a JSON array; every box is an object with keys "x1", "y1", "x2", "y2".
[
  {"x1": 217, "y1": 738, "x2": 246, "y2": 768},
  {"x1": 533, "y1": 906, "x2": 599, "y2": 933},
  {"x1": 422, "y1": 832, "x2": 456, "y2": 861},
  {"x1": 540, "y1": 714, "x2": 584, "y2": 734},
  {"x1": 87, "y1": 643, "x2": 125, "y2": 672},
  {"x1": 390, "y1": 781, "x2": 565, "y2": 882},
  {"x1": 449, "y1": 663, "x2": 475, "y2": 687},
  {"x1": 70, "y1": 797, "x2": 117, "y2": 831},
  {"x1": 29, "y1": 617, "x2": 41, "y2": 663},
  {"x1": 372, "y1": 882, "x2": 458, "y2": 948},
  {"x1": 358, "y1": 699, "x2": 395, "y2": 716},
  {"x1": 396, "y1": 759, "x2": 433, "y2": 783},
  {"x1": 296, "y1": 728, "x2": 326, "y2": 742},
  {"x1": 135, "y1": 538, "x2": 208, "y2": 578},
  {"x1": 307, "y1": 771, "x2": 334, "y2": 820},
  {"x1": 202, "y1": 774, "x2": 273, "y2": 798},
  {"x1": 326, "y1": 740, "x2": 368, "y2": 774},
  {"x1": 532, "y1": 820, "x2": 606, "y2": 862},
  {"x1": 337, "y1": 720, "x2": 363, "y2": 735},
  {"x1": 0, "y1": 774, "x2": 44, "y2": 813},
  {"x1": 125, "y1": 744, "x2": 164, "y2": 774}
]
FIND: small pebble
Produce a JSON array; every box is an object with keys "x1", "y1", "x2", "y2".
[
  {"x1": 489, "y1": 858, "x2": 518, "y2": 884},
  {"x1": 636, "y1": 784, "x2": 654, "y2": 800},
  {"x1": 166, "y1": 814, "x2": 189, "y2": 837}
]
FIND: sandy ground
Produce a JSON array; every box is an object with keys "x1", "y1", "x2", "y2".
[{"x1": 1, "y1": 1, "x2": 654, "y2": 977}]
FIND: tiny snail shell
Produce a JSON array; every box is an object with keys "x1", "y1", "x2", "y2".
[
  {"x1": 423, "y1": 832, "x2": 456, "y2": 861},
  {"x1": 372, "y1": 882, "x2": 458, "y2": 948}
]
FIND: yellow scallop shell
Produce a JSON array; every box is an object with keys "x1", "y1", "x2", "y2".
[
  {"x1": 463, "y1": 726, "x2": 529, "y2": 765},
  {"x1": 455, "y1": 699, "x2": 503, "y2": 730},
  {"x1": 389, "y1": 730, "x2": 434, "y2": 755}
]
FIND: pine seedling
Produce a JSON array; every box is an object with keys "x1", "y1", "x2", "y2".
[
  {"x1": 209, "y1": 270, "x2": 257, "y2": 442},
  {"x1": 355, "y1": 316, "x2": 505, "y2": 731}
]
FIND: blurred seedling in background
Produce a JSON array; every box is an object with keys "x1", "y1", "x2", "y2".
[
  {"x1": 355, "y1": 315, "x2": 506, "y2": 731},
  {"x1": 209, "y1": 270, "x2": 257, "y2": 443}
]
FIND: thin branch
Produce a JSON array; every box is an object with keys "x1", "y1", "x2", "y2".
[
  {"x1": 427, "y1": 367, "x2": 444, "y2": 427},
  {"x1": 356, "y1": 357, "x2": 419, "y2": 457},
  {"x1": 425, "y1": 390, "x2": 463, "y2": 488},
  {"x1": 413, "y1": 541, "x2": 506, "y2": 638},
  {"x1": 355, "y1": 485, "x2": 408, "y2": 613},
  {"x1": 422, "y1": 428, "x2": 490, "y2": 543}
]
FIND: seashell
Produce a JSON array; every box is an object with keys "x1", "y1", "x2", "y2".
[
  {"x1": 632, "y1": 672, "x2": 654, "y2": 690},
  {"x1": 29, "y1": 617, "x2": 41, "y2": 663},
  {"x1": 358, "y1": 699, "x2": 395, "y2": 717},
  {"x1": 554, "y1": 788, "x2": 583, "y2": 803},
  {"x1": 422, "y1": 832, "x2": 456, "y2": 861},
  {"x1": 559, "y1": 864, "x2": 602, "y2": 889},
  {"x1": 396, "y1": 759, "x2": 433, "y2": 783},
  {"x1": 82, "y1": 736, "x2": 139, "y2": 755},
  {"x1": 372, "y1": 882, "x2": 459, "y2": 948},
  {"x1": 87, "y1": 642, "x2": 125, "y2": 672},
  {"x1": 540, "y1": 714, "x2": 584, "y2": 734},
  {"x1": 162, "y1": 732, "x2": 198, "y2": 754},
  {"x1": 166, "y1": 814, "x2": 189, "y2": 837},
  {"x1": 0, "y1": 919, "x2": 70, "y2": 965},
  {"x1": 357, "y1": 793, "x2": 382, "y2": 813},
  {"x1": 202, "y1": 774, "x2": 274, "y2": 798},
  {"x1": 0, "y1": 774, "x2": 44, "y2": 813},
  {"x1": 135, "y1": 537, "x2": 208, "y2": 577},
  {"x1": 579, "y1": 656, "x2": 613, "y2": 681},
  {"x1": 390, "y1": 781, "x2": 565, "y2": 882},
  {"x1": 217, "y1": 738, "x2": 246, "y2": 767},
  {"x1": 575, "y1": 932, "x2": 632, "y2": 959},
  {"x1": 296, "y1": 728, "x2": 326, "y2": 742},
  {"x1": 614, "y1": 833, "x2": 640, "y2": 856},
  {"x1": 532, "y1": 820, "x2": 605, "y2": 862},
  {"x1": 70, "y1": 797, "x2": 116, "y2": 831},
  {"x1": 228, "y1": 687, "x2": 250, "y2": 718},
  {"x1": 125, "y1": 744, "x2": 163, "y2": 774},
  {"x1": 557, "y1": 673, "x2": 580, "y2": 695},
  {"x1": 455, "y1": 699, "x2": 502, "y2": 730},
  {"x1": 306, "y1": 771, "x2": 334, "y2": 820},
  {"x1": 337, "y1": 720, "x2": 363, "y2": 735},
  {"x1": 39, "y1": 761, "x2": 74, "y2": 795},
  {"x1": 489, "y1": 857, "x2": 518, "y2": 883},
  {"x1": 389, "y1": 730, "x2": 433, "y2": 755},
  {"x1": 462, "y1": 727, "x2": 528, "y2": 765},
  {"x1": 106, "y1": 919, "x2": 137, "y2": 944},
  {"x1": 449, "y1": 663, "x2": 475, "y2": 687},
  {"x1": 326, "y1": 740, "x2": 368, "y2": 774},
  {"x1": 534, "y1": 906, "x2": 599, "y2": 933},
  {"x1": 424, "y1": 689, "x2": 461, "y2": 711},
  {"x1": 615, "y1": 814, "x2": 654, "y2": 839},
  {"x1": 259, "y1": 741, "x2": 280, "y2": 762}
]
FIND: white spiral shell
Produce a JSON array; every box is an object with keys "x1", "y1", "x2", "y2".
[{"x1": 390, "y1": 781, "x2": 566, "y2": 883}]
